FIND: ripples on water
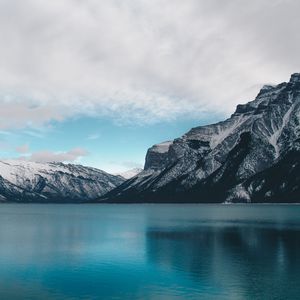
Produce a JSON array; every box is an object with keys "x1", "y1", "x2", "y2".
[{"x1": 0, "y1": 204, "x2": 299, "y2": 299}]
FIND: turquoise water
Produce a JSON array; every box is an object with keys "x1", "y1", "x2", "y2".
[{"x1": 0, "y1": 204, "x2": 299, "y2": 299}]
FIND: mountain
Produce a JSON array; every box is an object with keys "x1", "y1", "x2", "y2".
[
  {"x1": 0, "y1": 160, "x2": 124, "y2": 203},
  {"x1": 116, "y1": 168, "x2": 143, "y2": 180},
  {"x1": 101, "y1": 73, "x2": 300, "y2": 203}
]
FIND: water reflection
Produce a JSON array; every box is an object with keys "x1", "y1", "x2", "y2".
[
  {"x1": 0, "y1": 204, "x2": 299, "y2": 299},
  {"x1": 146, "y1": 225, "x2": 300, "y2": 299}
]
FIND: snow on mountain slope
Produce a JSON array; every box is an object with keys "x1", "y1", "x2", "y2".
[
  {"x1": 116, "y1": 168, "x2": 143, "y2": 179},
  {"x1": 101, "y1": 73, "x2": 300, "y2": 203},
  {"x1": 0, "y1": 160, "x2": 124, "y2": 202}
]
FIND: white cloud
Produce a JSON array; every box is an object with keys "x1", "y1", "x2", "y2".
[
  {"x1": 16, "y1": 143, "x2": 29, "y2": 154},
  {"x1": 118, "y1": 161, "x2": 143, "y2": 169},
  {"x1": 110, "y1": 160, "x2": 143, "y2": 169},
  {"x1": 87, "y1": 133, "x2": 100, "y2": 140},
  {"x1": 18, "y1": 147, "x2": 88, "y2": 163},
  {"x1": 101, "y1": 160, "x2": 144, "y2": 173},
  {"x1": 0, "y1": 0, "x2": 299, "y2": 128}
]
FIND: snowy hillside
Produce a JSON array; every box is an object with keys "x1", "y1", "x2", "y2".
[{"x1": 0, "y1": 160, "x2": 124, "y2": 202}]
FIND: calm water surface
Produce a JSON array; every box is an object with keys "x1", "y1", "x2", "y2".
[{"x1": 0, "y1": 204, "x2": 299, "y2": 299}]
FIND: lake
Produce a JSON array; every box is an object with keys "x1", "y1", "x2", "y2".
[{"x1": 0, "y1": 204, "x2": 299, "y2": 299}]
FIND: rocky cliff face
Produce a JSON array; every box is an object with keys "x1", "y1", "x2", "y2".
[
  {"x1": 101, "y1": 73, "x2": 300, "y2": 203},
  {"x1": 0, "y1": 160, "x2": 124, "y2": 202},
  {"x1": 144, "y1": 141, "x2": 173, "y2": 170}
]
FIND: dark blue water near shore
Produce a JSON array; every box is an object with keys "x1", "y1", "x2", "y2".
[{"x1": 0, "y1": 204, "x2": 299, "y2": 299}]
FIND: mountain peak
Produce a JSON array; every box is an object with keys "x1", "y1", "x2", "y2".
[
  {"x1": 116, "y1": 168, "x2": 143, "y2": 179},
  {"x1": 261, "y1": 84, "x2": 275, "y2": 92},
  {"x1": 0, "y1": 160, "x2": 124, "y2": 202},
  {"x1": 101, "y1": 73, "x2": 300, "y2": 204},
  {"x1": 290, "y1": 73, "x2": 300, "y2": 84}
]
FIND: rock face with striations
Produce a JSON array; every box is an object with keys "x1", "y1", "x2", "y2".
[
  {"x1": 0, "y1": 160, "x2": 124, "y2": 202},
  {"x1": 144, "y1": 141, "x2": 173, "y2": 170},
  {"x1": 101, "y1": 73, "x2": 300, "y2": 203}
]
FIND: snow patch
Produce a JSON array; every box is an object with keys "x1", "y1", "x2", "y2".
[
  {"x1": 226, "y1": 184, "x2": 251, "y2": 203},
  {"x1": 210, "y1": 115, "x2": 249, "y2": 149},
  {"x1": 116, "y1": 168, "x2": 143, "y2": 179},
  {"x1": 268, "y1": 97, "x2": 295, "y2": 158}
]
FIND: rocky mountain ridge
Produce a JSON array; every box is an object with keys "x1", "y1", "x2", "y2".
[
  {"x1": 101, "y1": 73, "x2": 300, "y2": 203},
  {"x1": 0, "y1": 160, "x2": 124, "y2": 202}
]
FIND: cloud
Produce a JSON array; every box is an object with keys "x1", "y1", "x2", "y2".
[
  {"x1": 119, "y1": 161, "x2": 144, "y2": 169},
  {"x1": 0, "y1": 0, "x2": 299, "y2": 128},
  {"x1": 16, "y1": 143, "x2": 29, "y2": 153},
  {"x1": 0, "y1": 130, "x2": 12, "y2": 136},
  {"x1": 104, "y1": 160, "x2": 144, "y2": 173},
  {"x1": 22, "y1": 130, "x2": 45, "y2": 139},
  {"x1": 87, "y1": 133, "x2": 100, "y2": 140},
  {"x1": 18, "y1": 147, "x2": 88, "y2": 163},
  {"x1": 0, "y1": 102, "x2": 66, "y2": 130}
]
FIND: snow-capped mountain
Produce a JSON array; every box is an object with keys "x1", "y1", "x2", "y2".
[
  {"x1": 0, "y1": 160, "x2": 124, "y2": 202},
  {"x1": 101, "y1": 73, "x2": 300, "y2": 203},
  {"x1": 116, "y1": 168, "x2": 143, "y2": 179}
]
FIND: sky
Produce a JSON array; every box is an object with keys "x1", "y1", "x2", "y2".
[{"x1": 0, "y1": 0, "x2": 300, "y2": 173}]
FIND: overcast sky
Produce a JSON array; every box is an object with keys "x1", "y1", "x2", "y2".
[{"x1": 0, "y1": 0, "x2": 299, "y2": 172}]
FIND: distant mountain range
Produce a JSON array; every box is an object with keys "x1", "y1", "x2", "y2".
[
  {"x1": 1, "y1": 73, "x2": 300, "y2": 203},
  {"x1": 115, "y1": 168, "x2": 143, "y2": 179},
  {"x1": 100, "y1": 73, "x2": 300, "y2": 203},
  {"x1": 0, "y1": 160, "x2": 124, "y2": 202}
]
